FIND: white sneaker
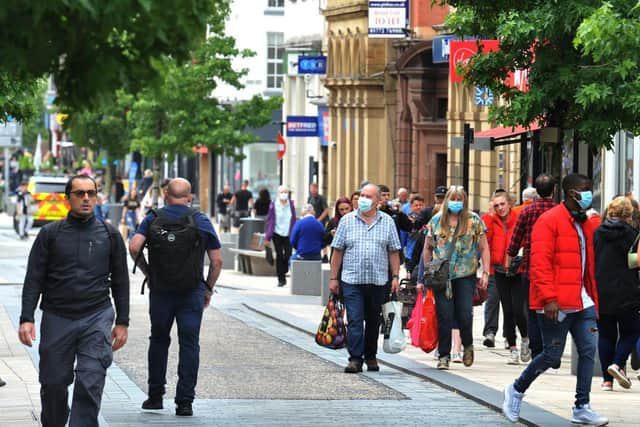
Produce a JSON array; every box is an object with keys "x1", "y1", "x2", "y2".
[
  {"x1": 571, "y1": 404, "x2": 608, "y2": 426},
  {"x1": 520, "y1": 338, "x2": 531, "y2": 363},
  {"x1": 452, "y1": 352, "x2": 463, "y2": 364},
  {"x1": 502, "y1": 383, "x2": 524, "y2": 423},
  {"x1": 507, "y1": 349, "x2": 520, "y2": 365}
]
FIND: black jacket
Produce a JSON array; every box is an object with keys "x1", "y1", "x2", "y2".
[
  {"x1": 593, "y1": 218, "x2": 640, "y2": 315},
  {"x1": 20, "y1": 214, "x2": 130, "y2": 325}
]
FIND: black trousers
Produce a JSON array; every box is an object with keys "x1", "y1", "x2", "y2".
[
  {"x1": 495, "y1": 271, "x2": 528, "y2": 347},
  {"x1": 39, "y1": 306, "x2": 114, "y2": 427},
  {"x1": 272, "y1": 233, "x2": 292, "y2": 283}
]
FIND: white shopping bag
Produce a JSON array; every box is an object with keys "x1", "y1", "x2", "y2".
[{"x1": 382, "y1": 299, "x2": 406, "y2": 353}]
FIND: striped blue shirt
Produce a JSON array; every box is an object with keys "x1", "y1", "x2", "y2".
[{"x1": 331, "y1": 210, "x2": 401, "y2": 285}]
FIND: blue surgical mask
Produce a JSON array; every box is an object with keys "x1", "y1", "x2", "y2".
[
  {"x1": 448, "y1": 201, "x2": 464, "y2": 214},
  {"x1": 358, "y1": 197, "x2": 373, "y2": 213},
  {"x1": 573, "y1": 190, "x2": 593, "y2": 210}
]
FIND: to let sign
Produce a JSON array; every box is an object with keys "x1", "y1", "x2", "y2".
[
  {"x1": 368, "y1": 1, "x2": 408, "y2": 38},
  {"x1": 286, "y1": 116, "x2": 319, "y2": 137}
]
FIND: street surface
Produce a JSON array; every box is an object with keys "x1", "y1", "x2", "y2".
[{"x1": 0, "y1": 215, "x2": 517, "y2": 426}]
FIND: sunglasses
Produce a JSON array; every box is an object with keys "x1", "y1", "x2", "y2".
[{"x1": 69, "y1": 190, "x2": 98, "y2": 198}]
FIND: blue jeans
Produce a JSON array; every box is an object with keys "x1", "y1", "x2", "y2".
[
  {"x1": 434, "y1": 275, "x2": 476, "y2": 359},
  {"x1": 148, "y1": 284, "x2": 205, "y2": 403},
  {"x1": 598, "y1": 310, "x2": 640, "y2": 382},
  {"x1": 341, "y1": 282, "x2": 387, "y2": 362},
  {"x1": 522, "y1": 274, "x2": 543, "y2": 358},
  {"x1": 514, "y1": 305, "x2": 597, "y2": 407}
]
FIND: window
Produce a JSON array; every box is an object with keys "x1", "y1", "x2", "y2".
[
  {"x1": 268, "y1": 0, "x2": 284, "y2": 7},
  {"x1": 266, "y1": 32, "x2": 284, "y2": 90}
]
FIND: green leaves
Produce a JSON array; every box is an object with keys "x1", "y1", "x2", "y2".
[
  {"x1": 0, "y1": 0, "x2": 221, "y2": 115},
  {"x1": 445, "y1": 1, "x2": 640, "y2": 149}
]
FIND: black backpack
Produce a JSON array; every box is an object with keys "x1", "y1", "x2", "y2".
[{"x1": 144, "y1": 207, "x2": 202, "y2": 293}]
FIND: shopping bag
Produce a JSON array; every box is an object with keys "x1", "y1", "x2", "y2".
[
  {"x1": 315, "y1": 294, "x2": 347, "y2": 349},
  {"x1": 419, "y1": 289, "x2": 438, "y2": 353},
  {"x1": 406, "y1": 291, "x2": 423, "y2": 347},
  {"x1": 382, "y1": 298, "x2": 406, "y2": 353}
]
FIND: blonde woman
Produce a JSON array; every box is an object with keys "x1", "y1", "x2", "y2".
[
  {"x1": 594, "y1": 196, "x2": 640, "y2": 390},
  {"x1": 420, "y1": 186, "x2": 490, "y2": 370}
]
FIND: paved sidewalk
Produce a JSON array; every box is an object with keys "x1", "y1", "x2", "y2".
[
  {"x1": 218, "y1": 268, "x2": 638, "y2": 426},
  {"x1": 0, "y1": 217, "x2": 635, "y2": 426}
]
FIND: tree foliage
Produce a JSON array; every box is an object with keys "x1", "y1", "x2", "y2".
[
  {"x1": 0, "y1": 0, "x2": 225, "y2": 115},
  {"x1": 128, "y1": 22, "x2": 282, "y2": 161},
  {"x1": 443, "y1": 0, "x2": 640, "y2": 149}
]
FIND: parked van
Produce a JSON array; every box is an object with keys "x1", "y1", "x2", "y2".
[{"x1": 22, "y1": 175, "x2": 69, "y2": 226}]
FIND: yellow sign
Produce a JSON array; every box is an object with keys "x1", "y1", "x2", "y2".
[{"x1": 56, "y1": 113, "x2": 69, "y2": 125}]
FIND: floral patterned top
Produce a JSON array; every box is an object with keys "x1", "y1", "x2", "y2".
[{"x1": 426, "y1": 211, "x2": 487, "y2": 280}]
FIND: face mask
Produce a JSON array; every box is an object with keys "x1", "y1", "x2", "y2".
[
  {"x1": 358, "y1": 197, "x2": 373, "y2": 213},
  {"x1": 448, "y1": 200, "x2": 464, "y2": 214},
  {"x1": 279, "y1": 192, "x2": 288, "y2": 201},
  {"x1": 572, "y1": 190, "x2": 592, "y2": 210}
]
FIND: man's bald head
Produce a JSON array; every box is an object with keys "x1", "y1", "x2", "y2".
[{"x1": 166, "y1": 178, "x2": 192, "y2": 205}]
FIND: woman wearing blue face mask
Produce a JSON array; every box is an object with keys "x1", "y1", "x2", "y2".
[{"x1": 420, "y1": 186, "x2": 491, "y2": 370}]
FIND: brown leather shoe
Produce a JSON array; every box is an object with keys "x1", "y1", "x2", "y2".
[
  {"x1": 344, "y1": 360, "x2": 363, "y2": 373},
  {"x1": 463, "y1": 345, "x2": 474, "y2": 367},
  {"x1": 365, "y1": 359, "x2": 380, "y2": 372}
]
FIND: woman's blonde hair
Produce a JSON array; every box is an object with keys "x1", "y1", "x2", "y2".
[
  {"x1": 606, "y1": 196, "x2": 633, "y2": 220},
  {"x1": 439, "y1": 185, "x2": 469, "y2": 239}
]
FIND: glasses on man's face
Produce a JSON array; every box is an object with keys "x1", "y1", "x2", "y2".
[{"x1": 70, "y1": 190, "x2": 97, "y2": 198}]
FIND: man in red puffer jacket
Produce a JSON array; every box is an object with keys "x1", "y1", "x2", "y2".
[{"x1": 502, "y1": 174, "x2": 608, "y2": 426}]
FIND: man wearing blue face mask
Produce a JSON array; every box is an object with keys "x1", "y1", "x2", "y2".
[
  {"x1": 503, "y1": 173, "x2": 607, "y2": 426},
  {"x1": 330, "y1": 183, "x2": 402, "y2": 373}
]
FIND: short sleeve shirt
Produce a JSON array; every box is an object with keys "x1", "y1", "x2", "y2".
[
  {"x1": 427, "y1": 211, "x2": 486, "y2": 280},
  {"x1": 308, "y1": 194, "x2": 328, "y2": 221},
  {"x1": 331, "y1": 210, "x2": 402, "y2": 285},
  {"x1": 234, "y1": 190, "x2": 253, "y2": 211}
]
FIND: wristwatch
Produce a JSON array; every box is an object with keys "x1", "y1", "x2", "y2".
[{"x1": 392, "y1": 274, "x2": 399, "y2": 279}]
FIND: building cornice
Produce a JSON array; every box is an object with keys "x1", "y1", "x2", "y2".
[{"x1": 323, "y1": 1, "x2": 368, "y2": 20}]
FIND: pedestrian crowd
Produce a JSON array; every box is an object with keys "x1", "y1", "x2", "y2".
[{"x1": 10, "y1": 171, "x2": 640, "y2": 427}]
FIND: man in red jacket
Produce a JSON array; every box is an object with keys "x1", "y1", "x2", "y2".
[{"x1": 502, "y1": 174, "x2": 608, "y2": 426}]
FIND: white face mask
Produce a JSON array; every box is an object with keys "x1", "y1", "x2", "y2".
[{"x1": 279, "y1": 192, "x2": 288, "y2": 201}]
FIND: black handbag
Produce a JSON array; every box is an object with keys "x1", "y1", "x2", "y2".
[{"x1": 424, "y1": 231, "x2": 458, "y2": 292}]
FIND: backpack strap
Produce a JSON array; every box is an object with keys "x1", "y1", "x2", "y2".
[
  {"x1": 134, "y1": 209, "x2": 159, "y2": 295},
  {"x1": 46, "y1": 219, "x2": 65, "y2": 252}
]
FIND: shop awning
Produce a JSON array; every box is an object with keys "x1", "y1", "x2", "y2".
[
  {"x1": 452, "y1": 122, "x2": 541, "y2": 151},
  {"x1": 474, "y1": 123, "x2": 540, "y2": 140}
]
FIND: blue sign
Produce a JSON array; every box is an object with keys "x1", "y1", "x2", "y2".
[
  {"x1": 128, "y1": 161, "x2": 138, "y2": 193},
  {"x1": 475, "y1": 87, "x2": 494, "y2": 106},
  {"x1": 432, "y1": 35, "x2": 457, "y2": 64},
  {"x1": 298, "y1": 56, "x2": 327, "y2": 75},
  {"x1": 286, "y1": 116, "x2": 319, "y2": 137}
]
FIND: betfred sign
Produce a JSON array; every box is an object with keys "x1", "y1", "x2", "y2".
[
  {"x1": 286, "y1": 116, "x2": 319, "y2": 137},
  {"x1": 449, "y1": 39, "x2": 530, "y2": 92}
]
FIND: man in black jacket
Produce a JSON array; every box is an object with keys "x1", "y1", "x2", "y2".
[{"x1": 19, "y1": 174, "x2": 130, "y2": 427}]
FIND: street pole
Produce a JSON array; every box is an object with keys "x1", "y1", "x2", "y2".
[
  {"x1": 3, "y1": 147, "x2": 9, "y2": 210},
  {"x1": 463, "y1": 123, "x2": 473, "y2": 192}
]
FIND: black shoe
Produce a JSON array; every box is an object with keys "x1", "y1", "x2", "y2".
[
  {"x1": 277, "y1": 281, "x2": 286, "y2": 287},
  {"x1": 142, "y1": 397, "x2": 163, "y2": 410},
  {"x1": 176, "y1": 402, "x2": 193, "y2": 416},
  {"x1": 0, "y1": 377, "x2": 6, "y2": 387}
]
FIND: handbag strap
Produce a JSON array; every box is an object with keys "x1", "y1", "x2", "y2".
[{"x1": 629, "y1": 231, "x2": 640, "y2": 254}]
